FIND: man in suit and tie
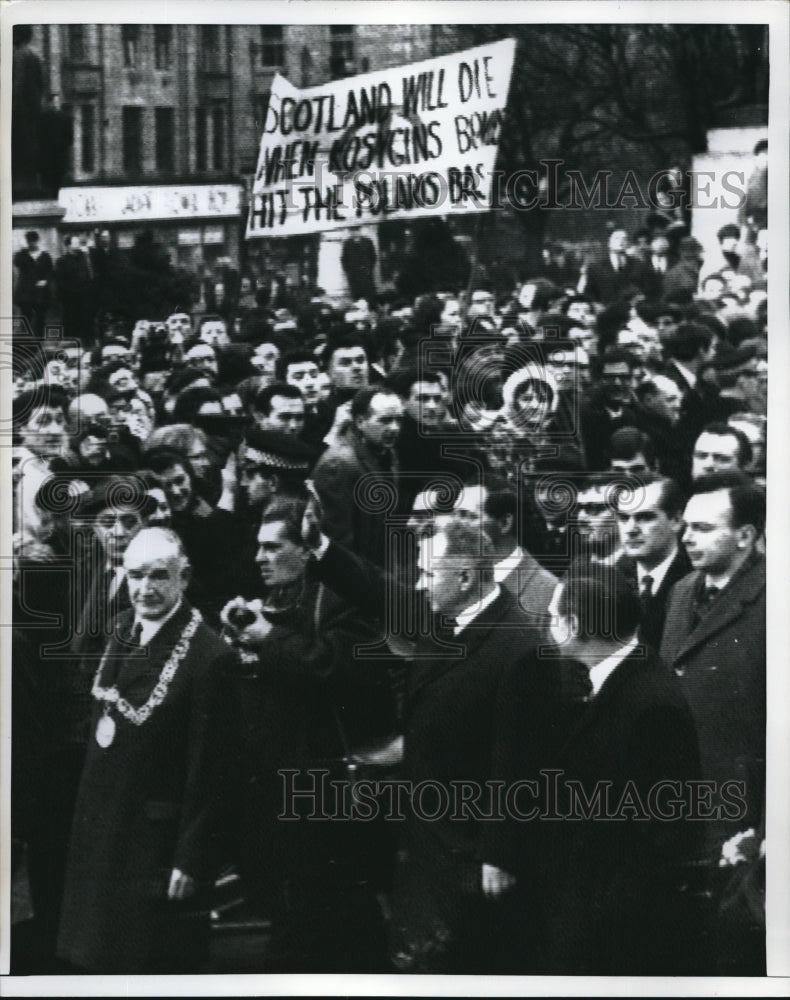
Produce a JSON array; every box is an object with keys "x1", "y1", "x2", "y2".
[
  {"x1": 638, "y1": 234, "x2": 672, "y2": 301},
  {"x1": 534, "y1": 566, "x2": 701, "y2": 975},
  {"x1": 57, "y1": 528, "x2": 237, "y2": 973},
  {"x1": 21, "y1": 476, "x2": 152, "y2": 968},
  {"x1": 385, "y1": 519, "x2": 542, "y2": 973},
  {"x1": 581, "y1": 229, "x2": 645, "y2": 304},
  {"x1": 614, "y1": 476, "x2": 691, "y2": 648},
  {"x1": 660, "y1": 472, "x2": 766, "y2": 973},
  {"x1": 301, "y1": 507, "x2": 542, "y2": 972}
]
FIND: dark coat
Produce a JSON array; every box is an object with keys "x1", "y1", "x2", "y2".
[
  {"x1": 389, "y1": 587, "x2": 541, "y2": 972},
  {"x1": 537, "y1": 648, "x2": 701, "y2": 975},
  {"x1": 579, "y1": 391, "x2": 643, "y2": 470},
  {"x1": 57, "y1": 603, "x2": 237, "y2": 973},
  {"x1": 637, "y1": 261, "x2": 666, "y2": 301},
  {"x1": 312, "y1": 425, "x2": 400, "y2": 566},
  {"x1": 660, "y1": 553, "x2": 765, "y2": 857},
  {"x1": 617, "y1": 546, "x2": 692, "y2": 649},
  {"x1": 662, "y1": 260, "x2": 701, "y2": 303},
  {"x1": 13, "y1": 246, "x2": 53, "y2": 309},
  {"x1": 583, "y1": 257, "x2": 645, "y2": 303},
  {"x1": 231, "y1": 577, "x2": 396, "y2": 968},
  {"x1": 394, "y1": 413, "x2": 469, "y2": 515},
  {"x1": 232, "y1": 578, "x2": 395, "y2": 910},
  {"x1": 500, "y1": 547, "x2": 558, "y2": 632},
  {"x1": 661, "y1": 361, "x2": 744, "y2": 476}
]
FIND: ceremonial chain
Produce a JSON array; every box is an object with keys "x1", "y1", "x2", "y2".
[{"x1": 92, "y1": 608, "x2": 202, "y2": 727}]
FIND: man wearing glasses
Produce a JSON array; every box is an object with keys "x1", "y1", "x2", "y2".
[{"x1": 580, "y1": 347, "x2": 642, "y2": 469}]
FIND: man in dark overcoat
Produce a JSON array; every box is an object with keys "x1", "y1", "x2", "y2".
[
  {"x1": 312, "y1": 386, "x2": 403, "y2": 566},
  {"x1": 306, "y1": 515, "x2": 544, "y2": 973},
  {"x1": 223, "y1": 496, "x2": 396, "y2": 971},
  {"x1": 660, "y1": 472, "x2": 766, "y2": 973},
  {"x1": 57, "y1": 527, "x2": 237, "y2": 974},
  {"x1": 525, "y1": 568, "x2": 702, "y2": 975},
  {"x1": 13, "y1": 230, "x2": 53, "y2": 337}
]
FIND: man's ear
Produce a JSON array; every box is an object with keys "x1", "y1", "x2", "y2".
[
  {"x1": 457, "y1": 567, "x2": 473, "y2": 593},
  {"x1": 736, "y1": 523, "x2": 757, "y2": 550},
  {"x1": 568, "y1": 613, "x2": 582, "y2": 639},
  {"x1": 179, "y1": 563, "x2": 192, "y2": 589}
]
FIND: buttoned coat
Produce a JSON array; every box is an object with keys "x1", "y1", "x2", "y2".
[
  {"x1": 57, "y1": 603, "x2": 237, "y2": 973},
  {"x1": 535, "y1": 648, "x2": 701, "y2": 975},
  {"x1": 660, "y1": 553, "x2": 766, "y2": 855},
  {"x1": 389, "y1": 587, "x2": 540, "y2": 972}
]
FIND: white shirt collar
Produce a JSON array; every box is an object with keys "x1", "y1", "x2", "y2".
[
  {"x1": 454, "y1": 585, "x2": 501, "y2": 635},
  {"x1": 703, "y1": 571, "x2": 732, "y2": 593},
  {"x1": 494, "y1": 546, "x2": 523, "y2": 583},
  {"x1": 588, "y1": 635, "x2": 639, "y2": 698},
  {"x1": 135, "y1": 599, "x2": 183, "y2": 646},
  {"x1": 636, "y1": 545, "x2": 678, "y2": 594}
]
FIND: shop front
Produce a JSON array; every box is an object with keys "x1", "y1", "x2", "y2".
[{"x1": 58, "y1": 183, "x2": 245, "y2": 267}]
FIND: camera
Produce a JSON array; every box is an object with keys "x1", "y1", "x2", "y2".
[{"x1": 227, "y1": 606, "x2": 257, "y2": 629}]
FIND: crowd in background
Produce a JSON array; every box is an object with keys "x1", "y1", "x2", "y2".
[{"x1": 10, "y1": 202, "x2": 768, "y2": 976}]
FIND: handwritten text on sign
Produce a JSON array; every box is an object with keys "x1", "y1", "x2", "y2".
[
  {"x1": 59, "y1": 184, "x2": 243, "y2": 224},
  {"x1": 246, "y1": 38, "x2": 516, "y2": 238}
]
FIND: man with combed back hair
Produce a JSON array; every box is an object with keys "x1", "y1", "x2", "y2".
[{"x1": 57, "y1": 528, "x2": 237, "y2": 974}]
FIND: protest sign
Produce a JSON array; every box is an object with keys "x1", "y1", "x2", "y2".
[{"x1": 246, "y1": 38, "x2": 517, "y2": 238}]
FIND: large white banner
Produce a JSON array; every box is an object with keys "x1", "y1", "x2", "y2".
[{"x1": 246, "y1": 38, "x2": 517, "y2": 238}]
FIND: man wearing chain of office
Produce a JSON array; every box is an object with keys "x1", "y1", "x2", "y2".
[{"x1": 57, "y1": 527, "x2": 238, "y2": 974}]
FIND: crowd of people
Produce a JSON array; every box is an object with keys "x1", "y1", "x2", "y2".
[{"x1": 10, "y1": 209, "x2": 768, "y2": 977}]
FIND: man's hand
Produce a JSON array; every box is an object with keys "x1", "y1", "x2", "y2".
[
  {"x1": 482, "y1": 863, "x2": 516, "y2": 899},
  {"x1": 719, "y1": 828, "x2": 759, "y2": 867},
  {"x1": 167, "y1": 868, "x2": 196, "y2": 901},
  {"x1": 323, "y1": 400, "x2": 352, "y2": 448}
]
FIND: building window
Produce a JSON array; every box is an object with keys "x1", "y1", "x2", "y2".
[
  {"x1": 258, "y1": 25, "x2": 284, "y2": 69},
  {"x1": 122, "y1": 25, "x2": 141, "y2": 68},
  {"x1": 155, "y1": 107, "x2": 175, "y2": 172},
  {"x1": 68, "y1": 25, "x2": 88, "y2": 63},
  {"x1": 196, "y1": 105, "x2": 226, "y2": 172},
  {"x1": 154, "y1": 25, "x2": 172, "y2": 70},
  {"x1": 255, "y1": 95, "x2": 271, "y2": 134},
  {"x1": 62, "y1": 102, "x2": 75, "y2": 177},
  {"x1": 200, "y1": 25, "x2": 226, "y2": 72},
  {"x1": 330, "y1": 25, "x2": 355, "y2": 78},
  {"x1": 122, "y1": 106, "x2": 143, "y2": 173},
  {"x1": 81, "y1": 104, "x2": 96, "y2": 173}
]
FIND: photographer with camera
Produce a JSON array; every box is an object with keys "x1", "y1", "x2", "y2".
[{"x1": 220, "y1": 495, "x2": 396, "y2": 971}]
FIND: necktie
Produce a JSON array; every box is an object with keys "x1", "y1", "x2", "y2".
[
  {"x1": 692, "y1": 584, "x2": 719, "y2": 626},
  {"x1": 129, "y1": 621, "x2": 143, "y2": 646},
  {"x1": 639, "y1": 574, "x2": 654, "y2": 610}
]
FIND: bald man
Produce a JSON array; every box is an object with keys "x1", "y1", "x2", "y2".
[{"x1": 57, "y1": 528, "x2": 237, "y2": 974}]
